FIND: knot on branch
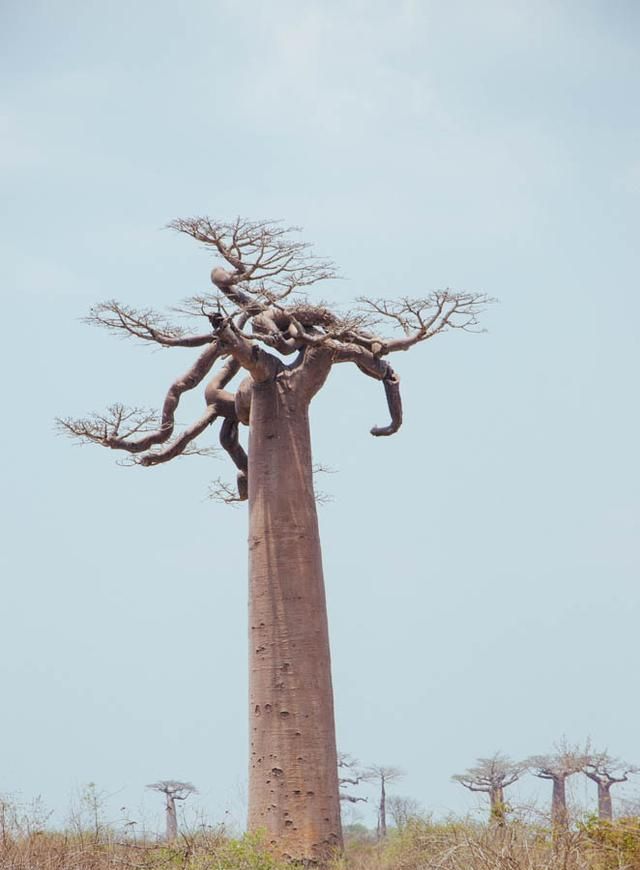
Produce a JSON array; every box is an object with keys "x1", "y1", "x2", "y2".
[
  {"x1": 286, "y1": 303, "x2": 340, "y2": 330},
  {"x1": 207, "y1": 311, "x2": 226, "y2": 332},
  {"x1": 211, "y1": 266, "x2": 238, "y2": 287}
]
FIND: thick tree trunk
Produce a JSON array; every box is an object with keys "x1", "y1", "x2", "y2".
[
  {"x1": 247, "y1": 374, "x2": 342, "y2": 863},
  {"x1": 598, "y1": 783, "x2": 613, "y2": 821},
  {"x1": 379, "y1": 777, "x2": 387, "y2": 839},
  {"x1": 490, "y1": 786, "x2": 506, "y2": 826},
  {"x1": 551, "y1": 777, "x2": 568, "y2": 830},
  {"x1": 165, "y1": 796, "x2": 177, "y2": 841}
]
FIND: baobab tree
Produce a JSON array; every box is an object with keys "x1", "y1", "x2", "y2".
[
  {"x1": 146, "y1": 780, "x2": 196, "y2": 841},
  {"x1": 58, "y1": 217, "x2": 489, "y2": 863},
  {"x1": 583, "y1": 749, "x2": 638, "y2": 820},
  {"x1": 452, "y1": 753, "x2": 525, "y2": 825},
  {"x1": 366, "y1": 765, "x2": 405, "y2": 839},
  {"x1": 528, "y1": 743, "x2": 587, "y2": 831}
]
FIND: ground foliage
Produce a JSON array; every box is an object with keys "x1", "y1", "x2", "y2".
[{"x1": 2, "y1": 815, "x2": 640, "y2": 869}]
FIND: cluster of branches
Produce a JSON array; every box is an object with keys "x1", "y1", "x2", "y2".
[
  {"x1": 453, "y1": 742, "x2": 638, "y2": 827},
  {"x1": 57, "y1": 217, "x2": 492, "y2": 499}
]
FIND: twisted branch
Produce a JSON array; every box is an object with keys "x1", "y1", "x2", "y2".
[
  {"x1": 331, "y1": 343, "x2": 403, "y2": 436},
  {"x1": 583, "y1": 749, "x2": 639, "y2": 786},
  {"x1": 61, "y1": 216, "x2": 494, "y2": 495},
  {"x1": 57, "y1": 342, "x2": 222, "y2": 455},
  {"x1": 137, "y1": 406, "x2": 219, "y2": 466},
  {"x1": 219, "y1": 418, "x2": 248, "y2": 500},
  {"x1": 137, "y1": 354, "x2": 248, "y2": 470}
]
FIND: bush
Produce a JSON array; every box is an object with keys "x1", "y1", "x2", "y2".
[
  {"x1": 197, "y1": 831, "x2": 292, "y2": 869},
  {"x1": 579, "y1": 815, "x2": 640, "y2": 869}
]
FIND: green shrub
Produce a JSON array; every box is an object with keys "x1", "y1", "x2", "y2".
[
  {"x1": 193, "y1": 831, "x2": 291, "y2": 870},
  {"x1": 579, "y1": 815, "x2": 640, "y2": 869}
]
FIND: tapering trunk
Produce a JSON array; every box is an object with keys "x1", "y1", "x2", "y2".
[
  {"x1": 598, "y1": 782, "x2": 613, "y2": 821},
  {"x1": 551, "y1": 777, "x2": 568, "y2": 830},
  {"x1": 247, "y1": 375, "x2": 342, "y2": 863},
  {"x1": 490, "y1": 786, "x2": 506, "y2": 826},
  {"x1": 165, "y1": 796, "x2": 177, "y2": 841},
  {"x1": 379, "y1": 777, "x2": 387, "y2": 839}
]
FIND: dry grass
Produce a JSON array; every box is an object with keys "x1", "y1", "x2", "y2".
[
  {"x1": 1, "y1": 817, "x2": 640, "y2": 869},
  {"x1": 335, "y1": 817, "x2": 640, "y2": 870},
  {"x1": 0, "y1": 828, "x2": 284, "y2": 870}
]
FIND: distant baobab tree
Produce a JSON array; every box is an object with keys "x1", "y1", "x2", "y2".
[
  {"x1": 58, "y1": 217, "x2": 490, "y2": 863},
  {"x1": 528, "y1": 742, "x2": 586, "y2": 831},
  {"x1": 146, "y1": 780, "x2": 196, "y2": 840},
  {"x1": 366, "y1": 765, "x2": 405, "y2": 839},
  {"x1": 583, "y1": 749, "x2": 638, "y2": 820},
  {"x1": 452, "y1": 753, "x2": 525, "y2": 825}
]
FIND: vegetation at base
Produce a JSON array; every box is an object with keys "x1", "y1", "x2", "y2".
[
  {"x1": 0, "y1": 827, "x2": 287, "y2": 870},
  {"x1": 578, "y1": 815, "x2": 640, "y2": 868},
  {"x1": 4, "y1": 815, "x2": 640, "y2": 869}
]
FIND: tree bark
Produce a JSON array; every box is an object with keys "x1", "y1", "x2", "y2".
[
  {"x1": 247, "y1": 370, "x2": 342, "y2": 863},
  {"x1": 551, "y1": 777, "x2": 568, "y2": 830},
  {"x1": 598, "y1": 782, "x2": 613, "y2": 821},
  {"x1": 379, "y1": 776, "x2": 387, "y2": 839},
  {"x1": 489, "y1": 786, "x2": 506, "y2": 826},
  {"x1": 165, "y1": 796, "x2": 177, "y2": 841}
]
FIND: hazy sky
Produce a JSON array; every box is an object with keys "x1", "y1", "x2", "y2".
[{"x1": 1, "y1": 0, "x2": 639, "y2": 832}]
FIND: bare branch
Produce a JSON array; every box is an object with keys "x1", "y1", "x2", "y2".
[
  {"x1": 313, "y1": 463, "x2": 337, "y2": 476},
  {"x1": 583, "y1": 746, "x2": 639, "y2": 786},
  {"x1": 452, "y1": 753, "x2": 526, "y2": 792},
  {"x1": 85, "y1": 300, "x2": 214, "y2": 347},
  {"x1": 452, "y1": 778, "x2": 491, "y2": 793},
  {"x1": 57, "y1": 342, "x2": 222, "y2": 457},
  {"x1": 528, "y1": 739, "x2": 589, "y2": 781},
  {"x1": 356, "y1": 291, "x2": 494, "y2": 354},
  {"x1": 146, "y1": 781, "x2": 197, "y2": 799},
  {"x1": 57, "y1": 405, "x2": 159, "y2": 446},
  {"x1": 117, "y1": 442, "x2": 218, "y2": 466},
  {"x1": 169, "y1": 217, "x2": 337, "y2": 305},
  {"x1": 338, "y1": 753, "x2": 369, "y2": 805},
  {"x1": 338, "y1": 753, "x2": 361, "y2": 776},
  {"x1": 365, "y1": 765, "x2": 405, "y2": 783},
  {"x1": 207, "y1": 477, "x2": 246, "y2": 506}
]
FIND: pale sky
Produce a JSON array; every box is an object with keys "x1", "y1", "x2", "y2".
[{"x1": 1, "y1": 0, "x2": 639, "y2": 832}]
